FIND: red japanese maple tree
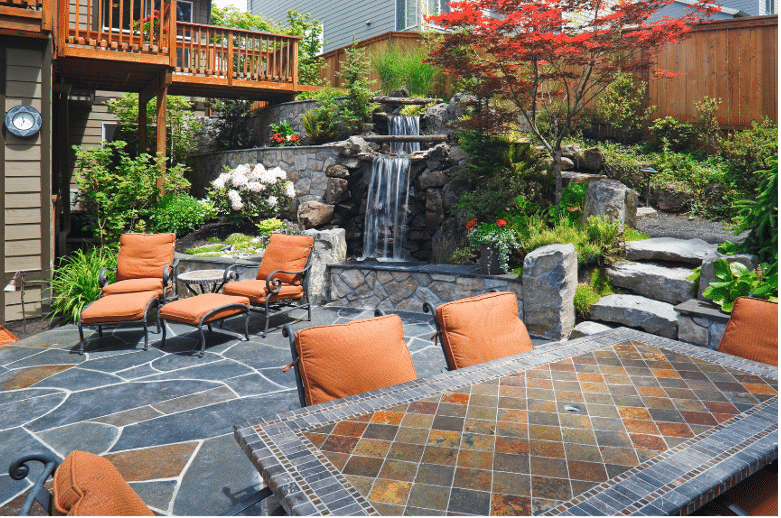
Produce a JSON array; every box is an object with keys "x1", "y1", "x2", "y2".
[{"x1": 427, "y1": 0, "x2": 713, "y2": 203}]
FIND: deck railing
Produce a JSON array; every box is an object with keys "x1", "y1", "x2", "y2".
[{"x1": 0, "y1": 0, "x2": 52, "y2": 32}]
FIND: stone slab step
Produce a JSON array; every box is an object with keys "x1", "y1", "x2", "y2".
[
  {"x1": 569, "y1": 321, "x2": 616, "y2": 340},
  {"x1": 636, "y1": 207, "x2": 657, "y2": 219},
  {"x1": 589, "y1": 294, "x2": 678, "y2": 339},
  {"x1": 606, "y1": 261, "x2": 695, "y2": 305},
  {"x1": 625, "y1": 237, "x2": 717, "y2": 265}
]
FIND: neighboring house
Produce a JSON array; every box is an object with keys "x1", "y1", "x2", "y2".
[
  {"x1": 652, "y1": 0, "x2": 776, "y2": 19},
  {"x1": 0, "y1": 0, "x2": 309, "y2": 324},
  {"x1": 252, "y1": 0, "x2": 450, "y2": 53}
]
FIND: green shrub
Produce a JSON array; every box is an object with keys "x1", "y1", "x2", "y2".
[
  {"x1": 547, "y1": 183, "x2": 588, "y2": 224},
  {"x1": 205, "y1": 99, "x2": 257, "y2": 151},
  {"x1": 719, "y1": 117, "x2": 778, "y2": 194},
  {"x1": 449, "y1": 247, "x2": 477, "y2": 265},
  {"x1": 371, "y1": 44, "x2": 442, "y2": 98},
  {"x1": 256, "y1": 218, "x2": 285, "y2": 235},
  {"x1": 649, "y1": 116, "x2": 696, "y2": 152},
  {"x1": 336, "y1": 41, "x2": 379, "y2": 135},
  {"x1": 148, "y1": 194, "x2": 216, "y2": 235},
  {"x1": 598, "y1": 72, "x2": 654, "y2": 143},
  {"x1": 694, "y1": 96, "x2": 721, "y2": 151},
  {"x1": 50, "y1": 245, "x2": 118, "y2": 323},
  {"x1": 703, "y1": 260, "x2": 778, "y2": 312},
  {"x1": 301, "y1": 90, "x2": 347, "y2": 144},
  {"x1": 207, "y1": 163, "x2": 295, "y2": 224},
  {"x1": 732, "y1": 157, "x2": 778, "y2": 263}
]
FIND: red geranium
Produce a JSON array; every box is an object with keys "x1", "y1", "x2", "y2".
[
  {"x1": 465, "y1": 218, "x2": 478, "y2": 230},
  {"x1": 496, "y1": 219, "x2": 508, "y2": 227}
]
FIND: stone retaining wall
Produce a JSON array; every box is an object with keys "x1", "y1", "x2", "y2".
[{"x1": 674, "y1": 299, "x2": 729, "y2": 349}]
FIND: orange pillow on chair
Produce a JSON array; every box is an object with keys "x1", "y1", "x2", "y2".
[
  {"x1": 116, "y1": 233, "x2": 176, "y2": 281},
  {"x1": 718, "y1": 296, "x2": 778, "y2": 367},
  {"x1": 436, "y1": 291, "x2": 534, "y2": 370},
  {"x1": 256, "y1": 233, "x2": 313, "y2": 285},
  {"x1": 294, "y1": 314, "x2": 418, "y2": 405},
  {"x1": 53, "y1": 450, "x2": 152, "y2": 516}
]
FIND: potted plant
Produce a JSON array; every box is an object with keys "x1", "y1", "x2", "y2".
[{"x1": 467, "y1": 219, "x2": 520, "y2": 275}]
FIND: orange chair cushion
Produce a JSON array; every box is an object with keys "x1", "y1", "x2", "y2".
[
  {"x1": 436, "y1": 292, "x2": 534, "y2": 370},
  {"x1": 81, "y1": 291, "x2": 158, "y2": 325},
  {"x1": 222, "y1": 280, "x2": 304, "y2": 305},
  {"x1": 102, "y1": 278, "x2": 167, "y2": 297},
  {"x1": 52, "y1": 450, "x2": 152, "y2": 516},
  {"x1": 721, "y1": 464, "x2": 778, "y2": 516},
  {"x1": 256, "y1": 233, "x2": 313, "y2": 285},
  {"x1": 718, "y1": 297, "x2": 778, "y2": 367},
  {"x1": 116, "y1": 233, "x2": 175, "y2": 281},
  {"x1": 159, "y1": 293, "x2": 249, "y2": 326},
  {"x1": 294, "y1": 314, "x2": 418, "y2": 406}
]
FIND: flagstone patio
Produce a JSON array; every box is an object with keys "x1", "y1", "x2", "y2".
[{"x1": 0, "y1": 306, "x2": 481, "y2": 515}]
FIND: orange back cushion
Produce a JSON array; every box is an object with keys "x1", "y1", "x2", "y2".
[
  {"x1": 256, "y1": 233, "x2": 313, "y2": 285},
  {"x1": 436, "y1": 292, "x2": 534, "y2": 370},
  {"x1": 53, "y1": 450, "x2": 153, "y2": 516},
  {"x1": 718, "y1": 297, "x2": 778, "y2": 367},
  {"x1": 294, "y1": 314, "x2": 418, "y2": 406},
  {"x1": 116, "y1": 233, "x2": 175, "y2": 281}
]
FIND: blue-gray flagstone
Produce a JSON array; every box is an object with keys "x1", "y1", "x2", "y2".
[
  {"x1": 31, "y1": 366, "x2": 125, "y2": 391},
  {"x1": 37, "y1": 421, "x2": 119, "y2": 456},
  {"x1": 0, "y1": 391, "x2": 68, "y2": 431}
]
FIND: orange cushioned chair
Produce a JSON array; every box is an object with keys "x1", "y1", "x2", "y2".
[
  {"x1": 423, "y1": 291, "x2": 534, "y2": 371},
  {"x1": 708, "y1": 461, "x2": 778, "y2": 516},
  {"x1": 281, "y1": 312, "x2": 418, "y2": 406},
  {"x1": 718, "y1": 296, "x2": 778, "y2": 367},
  {"x1": 100, "y1": 233, "x2": 178, "y2": 303},
  {"x1": 222, "y1": 233, "x2": 314, "y2": 337}
]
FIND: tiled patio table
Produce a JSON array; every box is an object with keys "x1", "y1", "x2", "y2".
[{"x1": 234, "y1": 328, "x2": 778, "y2": 516}]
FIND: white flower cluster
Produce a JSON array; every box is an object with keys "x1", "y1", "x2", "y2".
[
  {"x1": 209, "y1": 163, "x2": 296, "y2": 217},
  {"x1": 227, "y1": 189, "x2": 243, "y2": 211}
]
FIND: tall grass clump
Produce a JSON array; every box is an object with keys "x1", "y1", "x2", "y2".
[
  {"x1": 371, "y1": 45, "x2": 441, "y2": 98},
  {"x1": 50, "y1": 245, "x2": 118, "y2": 323}
]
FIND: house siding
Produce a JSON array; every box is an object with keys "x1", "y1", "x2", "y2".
[
  {"x1": 1, "y1": 38, "x2": 53, "y2": 322},
  {"x1": 250, "y1": 0, "x2": 396, "y2": 53}
]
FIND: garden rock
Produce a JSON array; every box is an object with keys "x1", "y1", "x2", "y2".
[
  {"x1": 583, "y1": 179, "x2": 638, "y2": 231},
  {"x1": 325, "y1": 164, "x2": 350, "y2": 178},
  {"x1": 447, "y1": 93, "x2": 473, "y2": 121},
  {"x1": 625, "y1": 237, "x2": 717, "y2": 265},
  {"x1": 422, "y1": 103, "x2": 450, "y2": 134},
  {"x1": 589, "y1": 294, "x2": 678, "y2": 339},
  {"x1": 323, "y1": 178, "x2": 349, "y2": 205},
  {"x1": 335, "y1": 136, "x2": 372, "y2": 157},
  {"x1": 698, "y1": 252, "x2": 760, "y2": 300},
  {"x1": 442, "y1": 178, "x2": 469, "y2": 213},
  {"x1": 426, "y1": 190, "x2": 445, "y2": 230},
  {"x1": 303, "y1": 228, "x2": 347, "y2": 305},
  {"x1": 341, "y1": 158, "x2": 361, "y2": 169},
  {"x1": 417, "y1": 169, "x2": 449, "y2": 190},
  {"x1": 298, "y1": 201, "x2": 334, "y2": 228},
  {"x1": 582, "y1": 147, "x2": 603, "y2": 172},
  {"x1": 606, "y1": 261, "x2": 695, "y2": 305},
  {"x1": 569, "y1": 321, "x2": 615, "y2": 340},
  {"x1": 429, "y1": 143, "x2": 452, "y2": 162},
  {"x1": 523, "y1": 243, "x2": 577, "y2": 340},
  {"x1": 651, "y1": 182, "x2": 692, "y2": 213},
  {"x1": 562, "y1": 172, "x2": 606, "y2": 185}
]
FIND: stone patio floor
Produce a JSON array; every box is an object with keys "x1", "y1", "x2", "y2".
[{"x1": 0, "y1": 306, "x2": 551, "y2": 515}]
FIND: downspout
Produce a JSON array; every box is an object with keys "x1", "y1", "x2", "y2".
[{"x1": 53, "y1": 81, "x2": 72, "y2": 258}]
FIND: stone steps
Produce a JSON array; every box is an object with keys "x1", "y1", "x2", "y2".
[
  {"x1": 606, "y1": 261, "x2": 695, "y2": 305},
  {"x1": 588, "y1": 294, "x2": 678, "y2": 339},
  {"x1": 625, "y1": 237, "x2": 717, "y2": 265}
]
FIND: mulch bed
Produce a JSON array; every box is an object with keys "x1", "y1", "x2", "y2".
[{"x1": 174, "y1": 220, "x2": 259, "y2": 254}]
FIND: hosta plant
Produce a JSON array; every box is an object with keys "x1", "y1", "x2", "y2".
[{"x1": 703, "y1": 259, "x2": 778, "y2": 313}]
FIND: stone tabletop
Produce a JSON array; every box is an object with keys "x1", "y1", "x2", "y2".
[
  {"x1": 234, "y1": 328, "x2": 778, "y2": 516},
  {"x1": 177, "y1": 269, "x2": 226, "y2": 284}
]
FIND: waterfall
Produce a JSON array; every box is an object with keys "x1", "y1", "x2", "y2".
[{"x1": 361, "y1": 115, "x2": 420, "y2": 260}]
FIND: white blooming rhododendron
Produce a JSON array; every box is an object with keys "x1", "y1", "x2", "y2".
[{"x1": 207, "y1": 163, "x2": 296, "y2": 223}]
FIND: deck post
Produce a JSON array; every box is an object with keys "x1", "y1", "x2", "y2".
[
  {"x1": 138, "y1": 99, "x2": 147, "y2": 154},
  {"x1": 155, "y1": 70, "x2": 169, "y2": 179}
]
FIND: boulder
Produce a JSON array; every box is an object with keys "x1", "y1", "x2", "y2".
[
  {"x1": 341, "y1": 157, "x2": 361, "y2": 169},
  {"x1": 522, "y1": 244, "x2": 577, "y2": 340},
  {"x1": 651, "y1": 183, "x2": 692, "y2": 213},
  {"x1": 334, "y1": 136, "x2": 372, "y2": 157},
  {"x1": 442, "y1": 178, "x2": 470, "y2": 213},
  {"x1": 298, "y1": 201, "x2": 335, "y2": 228},
  {"x1": 428, "y1": 143, "x2": 452, "y2": 162},
  {"x1": 583, "y1": 179, "x2": 638, "y2": 231},
  {"x1": 325, "y1": 164, "x2": 350, "y2": 178},
  {"x1": 698, "y1": 252, "x2": 760, "y2": 300},
  {"x1": 323, "y1": 177, "x2": 349, "y2": 205},
  {"x1": 569, "y1": 321, "x2": 616, "y2": 340},
  {"x1": 417, "y1": 169, "x2": 449, "y2": 190},
  {"x1": 582, "y1": 147, "x2": 604, "y2": 172},
  {"x1": 426, "y1": 189, "x2": 445, "y2": 230},
  {"x1": 447, "y1": 93, "x2": 474, "y2": 121},
  {"x1": 625, "y1": 237, "x2": 717, "y2": 265},
  {"x1": 606, "y1": 261, "x2": 695, "y2": 304},
  {"x1": 589, "y1": 294, "x2": 678, "y2": 339},
  {"x1": 561, "y1": 171, "x2": 606, "y2": 186},
  {"x1": 450, "y1": 145, "x2": 468, "y2": 164},
  {"x1": 302, "y1": 228, "x2": 347, "y2": 305},
  {"x1": 422, "y1": 103, "x2": 450, "y2": 134}
]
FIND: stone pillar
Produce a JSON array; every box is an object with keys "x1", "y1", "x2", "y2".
[
  {"x1": 522, "y1": 244, "x2": 577, "y2": 340},
  {"x1": 303, "y1": 228, "x2": 347, "y2": 305}
]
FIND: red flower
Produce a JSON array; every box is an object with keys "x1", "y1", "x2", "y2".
[
  {"x1": 496, "y1": 219, "x2": 508, "y2": 227},
  {"x1": 465, "y1": 218, "x2": 478, "y2": 230}
]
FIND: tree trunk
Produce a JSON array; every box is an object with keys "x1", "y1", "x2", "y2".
[{"x1": 553, "y1": 148, "x2": 563, "y2": 205}]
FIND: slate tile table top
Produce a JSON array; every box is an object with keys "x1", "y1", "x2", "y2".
[{"x1": 234, "y1": 328, "x2": 778, "y2": 516}]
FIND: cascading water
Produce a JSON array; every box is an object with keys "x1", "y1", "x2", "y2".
[{"x1": 361, "y1": 115, "x2": 420, "y2": 260}]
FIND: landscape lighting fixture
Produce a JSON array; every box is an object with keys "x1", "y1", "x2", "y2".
[
  {"x1": 4, "y1": 271, "x2": 26, "y2": 332},
  {"x1": 640, "y1": 166, "x2": 657, "y2": 207}
]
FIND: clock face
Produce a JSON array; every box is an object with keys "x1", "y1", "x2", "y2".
[{"x1": 5, "y1": 106, "x2": 42, "y2": 138}]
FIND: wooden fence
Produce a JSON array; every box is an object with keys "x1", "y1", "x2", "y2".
[{"x1": 320, "y1": 16, "x2": 777, "y2": 129}]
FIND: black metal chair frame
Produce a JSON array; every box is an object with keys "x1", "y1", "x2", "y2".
[
  {"x1": 223, "y1": 253, "x2": 313, "y2": 337},
  {"x1": 281, "y1": 309, "x2": 386, "y2": 408},
  {"x1": 160, "y1": 302, "x2": 250, "y2": 358},
  {"x1": 99, "y1": 257, "x2": 180, "y2": 303},
  {"x1": 8, "y1": 452, "x2": 272, "y2": 516},
  {"x1": 77, "y1": 296, "x2": 160, "y2": 355}
]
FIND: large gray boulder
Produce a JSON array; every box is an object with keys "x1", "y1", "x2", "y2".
[
  {"x1": 522, "y1": 244, "x2": 577, "y2": 340},
  {"x1": 569, "y1": 321, "x2": 616, "y2": 340},
  {"x1": 422, "y1": 103, "x2": 450, "y2": 134},
  {"x1": 302, "y1": 228, "x2": 347, "y2": 305},
  {"x1": 698, "y1": 252, "x2": 760, "y2": 300},
  {"x1": 589, "y1": 294, "x2": 678, "y2": 339},
  {"x1": 606, "y1": 261, "x2": 695, "y2": 304},
  {"x1": 625, "y1": 237, "x2": 717, "y2": 265},
  {"x1": 334, "y1": 136, "x2": 372, "y2": 157},
  {"x1": 583, "y1": 179, "x2": 638, "y2": 231},
  {"x1": 297, "y1": 201, "x2": 334, "y2": 228},
  {"x1": 322, "y1": 177, "x2": 348, "y2": 205}
]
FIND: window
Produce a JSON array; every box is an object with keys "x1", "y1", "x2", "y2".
[
  {"x1": 761, "y1": 0, "x2": 776, "y2": 14},
  {"x1": 153, "y1": 0, "x2": 192, "y2": 22},
  {"x1": 396, "y1": 0, "x2": 450, "y2": 30},
  {"x1": 102, "y1": 0, "x2": 142, "y2": 31},
  {"x1": 102, "y1": 123, "x2": 120, "y2": 143}
]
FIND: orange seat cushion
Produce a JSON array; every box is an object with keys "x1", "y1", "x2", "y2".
[
  {"x1": 116, "y1": 233, "x2": 175, "y2": 282},
  {"x1": 294, "y1": 314, "x2": 418, "y2": 406},
  {"x1": 81, "y1": 291, "x2": 158, "y2": 324},
  {"x1": 436, "y1": 292, "x2": 534, "y2": 370},
  {"x1": 53, "y1": 450, "x2": 152, "y2": 516},
  {"x1": 160, "y1": 293, "x2": 250, "y2": 326},
  {"x1": 222, "y1": 280, "x2": 304, "y2": 305},
  {"x1": 718, "y1": 297, "x2": 778, "y2": 367},
  {"x1": 256, "y1": 233, "x2": 313, "y2": 285},
  {"x1": 102, "y1": 278, "x2": 167, "y2": 297},
  {"x1": 721, "y1": 465, "x2": 778, "y2": 516}
]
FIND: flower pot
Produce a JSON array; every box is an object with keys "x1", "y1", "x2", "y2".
[{"x1": 479, "y1": 245, "x2": 505, "y2": 275}]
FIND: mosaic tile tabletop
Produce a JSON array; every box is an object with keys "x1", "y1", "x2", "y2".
[{"x1": 234, "y1": 329, "x2": 778, "y2": 516}]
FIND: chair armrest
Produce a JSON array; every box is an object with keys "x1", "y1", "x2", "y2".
[
  {"x1": 223, "y1": 264, "x2": 241, "y2": 284},
  {"x1": 281, "y1": 324, "x2": 307, "y2": 408},
  {"x1": 9, "y1": 452, "x2": 60, "y2": 515},
  {"x1": 422, "y1": 302, "x2": 442, "y2": 335},
  {"x1": 374, "y1": 308, "x2": 386, "y2": 317},
  {"x1": 162, "y1": 258, "x2": 179, "y2": 288},
  {"x1": 98, "y1": 267, "x2": 115, "y2": 289},
  {"x1": 265, "y1": 263, "x2": 313, "y2": 294}
]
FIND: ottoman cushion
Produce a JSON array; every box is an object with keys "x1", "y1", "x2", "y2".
[
  {"x1": 80, "y1": 291, "x2": 158, "y2": 324},
  {"x1": 160, "y1": 293, "x2": 250, "y2": 326}
]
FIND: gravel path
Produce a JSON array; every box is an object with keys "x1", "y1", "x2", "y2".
[{"x1": 636, "y1": 212, "x2": 747, "y2": 244}]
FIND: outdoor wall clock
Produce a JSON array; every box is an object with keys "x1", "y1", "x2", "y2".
[{"x1": 4, "y1": 105, "x2": 42, "y2": 138}]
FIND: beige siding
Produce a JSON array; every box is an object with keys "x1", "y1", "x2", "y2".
[
  {"x1": 5, "y1": 286, "x2": 43, "y2": 320},
  {"x1": 68, "y1": 96, "x2": 118, "y2": 189}
]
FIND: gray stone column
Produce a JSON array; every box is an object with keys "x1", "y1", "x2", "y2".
[
  {"x1": 303, "y1": 228, "x2": 347, "y2": 305},
  {"x1": 522, "y1": 244, "x2": 577, "y2": 340}
]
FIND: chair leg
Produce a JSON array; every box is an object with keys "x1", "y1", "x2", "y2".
[
  {"x1": 143, "y1": 320, "x2": 149, "y2": 351},
  {"x1": 207, "y1": 323, "x2": 213, "y2": 333},
  {"x1": 78, "y1": 323, "x2": 85, "y2": 355},
  {"x1": 263, "y1": 314, "x2": 269, "y2": 338},
  {"x1": 307, "y1": 303, "x2": 312, "y2": 321},
  {"x1": 160, "y1": 321, "x2": 167, "y2": 349},
  {"x1": 244, "y1": 311, "x2": 250, "y2": 341},
  {"x1": 98, "y1": 326, "x2": 103, "y2": 337},
  {"x1": 198, "y1": 324, "x2": 206, "y2": 358}
]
